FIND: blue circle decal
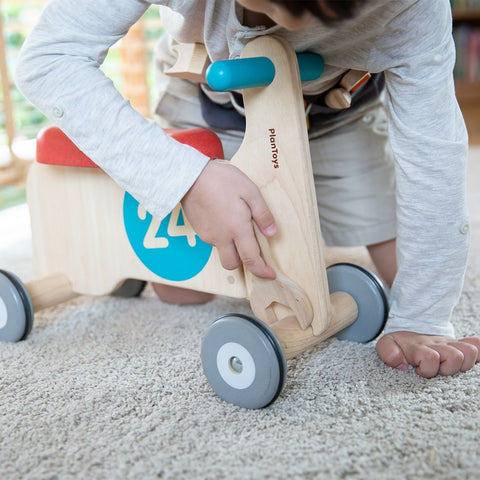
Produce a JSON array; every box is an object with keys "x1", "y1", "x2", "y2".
[{"x1": 123, "y1": 193, "x2": 212, "y2": 281}]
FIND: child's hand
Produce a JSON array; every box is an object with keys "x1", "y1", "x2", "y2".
[
  {"x1": 376, "y1": 331, "x2": 480, "y2": 378},
  {"x1": 181, "y1": 160, "x2": 277, "y2": 279}
]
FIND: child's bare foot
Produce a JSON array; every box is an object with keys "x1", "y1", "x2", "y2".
[
  {"x1": 376, "y1": 331, "x2": 480, "y2": 378},
  {"x1": 152, "y1": 283, "x2": 214, "y2": 305}
]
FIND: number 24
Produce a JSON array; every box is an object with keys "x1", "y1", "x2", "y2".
[{"x1": 137, "y1": 203, "x2": 197, "y2": 250}]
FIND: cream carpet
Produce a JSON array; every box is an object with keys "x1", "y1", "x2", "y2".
[{"x1": 0, "y1": 149, "x2": 479, "y2": 479}]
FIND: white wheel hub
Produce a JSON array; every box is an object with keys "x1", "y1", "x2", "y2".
[
  {"x1": 217, "y1": 342, "x2": 256, "y2": 389},
  {"x1": 0, "y1": 297, "x2": 8, "y2": 329}
]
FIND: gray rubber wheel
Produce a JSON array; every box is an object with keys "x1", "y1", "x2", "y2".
[
  {"x1": 0, "y1": 270, "x2": 34, "y2": 342},
  {"x1": 327, "y1": 263, "x2": 388, "y2": 343},
  {"x1": 201, "y1": 314, "x2": 287, "y2": 409},
  {"x1": 112, "y1": 279, "x2": 146, "y2": 298}
]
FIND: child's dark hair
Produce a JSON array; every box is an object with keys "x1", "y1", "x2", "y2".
[{"x1": 269, "y1": 0, "x2": 366, "y2": 24}]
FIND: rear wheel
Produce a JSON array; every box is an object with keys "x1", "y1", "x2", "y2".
[
  {"x1": 0, "y1": 270, "x2": 34, "y2": 342},
  {"x1": 112, "y1": 279, "x2": 147, "y2": 298},
  {"x1": 327, "y1": 263, "x2": 388, "y2": 343}
]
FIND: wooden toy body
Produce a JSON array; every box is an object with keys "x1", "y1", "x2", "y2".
[
  {"x1": 27, "y1": 163, "x2": 246, "y2": 299},
  {"x1": 25, "y1": 36, "x2": 359, "y2": 359}
]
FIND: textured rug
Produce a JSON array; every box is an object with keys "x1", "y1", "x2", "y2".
[{"x1": 0, "y1": 149, "x2": 479, "y2": 480}]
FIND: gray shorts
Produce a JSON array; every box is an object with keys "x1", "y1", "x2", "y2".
[{"x1": 156, "y1": 87, "x2": 396, "y2": 248}]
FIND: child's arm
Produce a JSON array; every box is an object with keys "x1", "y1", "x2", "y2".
[
  {"x1": 14, "y1": 0, "x2": 205, "y2": 221},
  {"x1": 370, "y1": 0, "x2": 479, "y2": 374},
  {"x1": 15, "y1": 0, "x2": 276, "y2": 279}
]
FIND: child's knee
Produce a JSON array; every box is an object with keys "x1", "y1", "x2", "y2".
[
  {"x1": 367, "y1": 238, "x2": 397, "y2": 286},
  {"x1": 152, "y1": 283, "x2": 214, "y2": 305}
]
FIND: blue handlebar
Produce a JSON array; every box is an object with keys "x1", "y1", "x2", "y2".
[
  {"x1": 297, "y1": 53, "x2": 325, "y2": 82},
  {"x1": 206, "y1": 57, "x2": 276, "y2": 92},
  {"x1": 206, "y1": 53, "x2": 324, "y2": 92}
]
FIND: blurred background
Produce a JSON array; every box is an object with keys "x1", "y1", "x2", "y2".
[
  {"x1": 0, "y1": 0, "x2": 479, "y2": 211},
  {"x1": 0, "y1": 0, "x2": 163, "y2": 209}
]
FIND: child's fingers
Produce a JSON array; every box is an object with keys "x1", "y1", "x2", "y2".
[
  {"x1": 375, "y1": 335, "x2": 409, "y2": 371},
  {"x1": 377, "y1": 333, "x2": 480, "y2": 378},
  {"x1": 458, "y1": 337, "x2": 480, "y2": 363},
  {"x1": 242, "y1": 185, "x2": 277, "y2": 237},
  {"x1": 406, "y1": 344, "x2": 442, "y2": 378},
  {"x1": 448, "y1": 341, "x2": 479, "y2": 372},
  {"x1": 429, "y1": 344, "x2": 465, "y2": 376},
  {"x1": 216, "y1": 241, "x2": 241, "y2": 271},
  {"x1": 234, "y1": 227, "x2": 276, "y2": 279}
]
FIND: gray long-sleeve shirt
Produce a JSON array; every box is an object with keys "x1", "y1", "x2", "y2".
[{"x1": 15, "y1": 0, "x2": 470, "y2": 337}]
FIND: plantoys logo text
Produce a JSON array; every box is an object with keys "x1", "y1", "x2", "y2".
[{"x1": 269, "y1": 128, "x2": 279, "y2": 169}]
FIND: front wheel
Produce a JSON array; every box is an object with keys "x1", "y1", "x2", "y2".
[
  {"x1": 201, "y1": 314, "x2": 287, "y2": 409},
  {"x1": 327, "y1": 263, "x2": 388, "y2": 343}
]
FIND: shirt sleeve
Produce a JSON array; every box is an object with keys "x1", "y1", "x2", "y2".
[
  {"x1": 15, "y1": 0, "x2": 210, "y2": 221},
  {"x1": 370, "y1": 0, "x2": 470, "y2": 337}
]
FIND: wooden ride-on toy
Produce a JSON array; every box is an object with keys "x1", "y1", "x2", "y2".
[{"x1": 0, "y1": 36, "x2": 388, "y2": 409}]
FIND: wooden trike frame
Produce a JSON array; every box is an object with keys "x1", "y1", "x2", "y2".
[{"x1": 0, "y1": 36, "x2": 387, "y2": 408}]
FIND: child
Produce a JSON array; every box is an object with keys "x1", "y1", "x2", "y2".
[{"x1": 15, "y1": 0, "x2": 480, "y2": 378}]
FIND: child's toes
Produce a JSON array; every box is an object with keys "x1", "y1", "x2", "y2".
[{"x1": 376, "y1": 334, "x2": 408, "y2": 371}]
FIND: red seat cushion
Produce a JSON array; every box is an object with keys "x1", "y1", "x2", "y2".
[{"x1": 36, "y1": 126, "x2": 224, "y2": 168}]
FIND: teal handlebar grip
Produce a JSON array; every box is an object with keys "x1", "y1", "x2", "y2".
[
  {"x1": 206, "y1": 53, "x2": 324, "y2": 92},
  {"x1": 206, "y1": 57, "x2": 276, "y2": 92},
  {"x1": 297, "y1": 53, "x2": 325, "y2": 82}
]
